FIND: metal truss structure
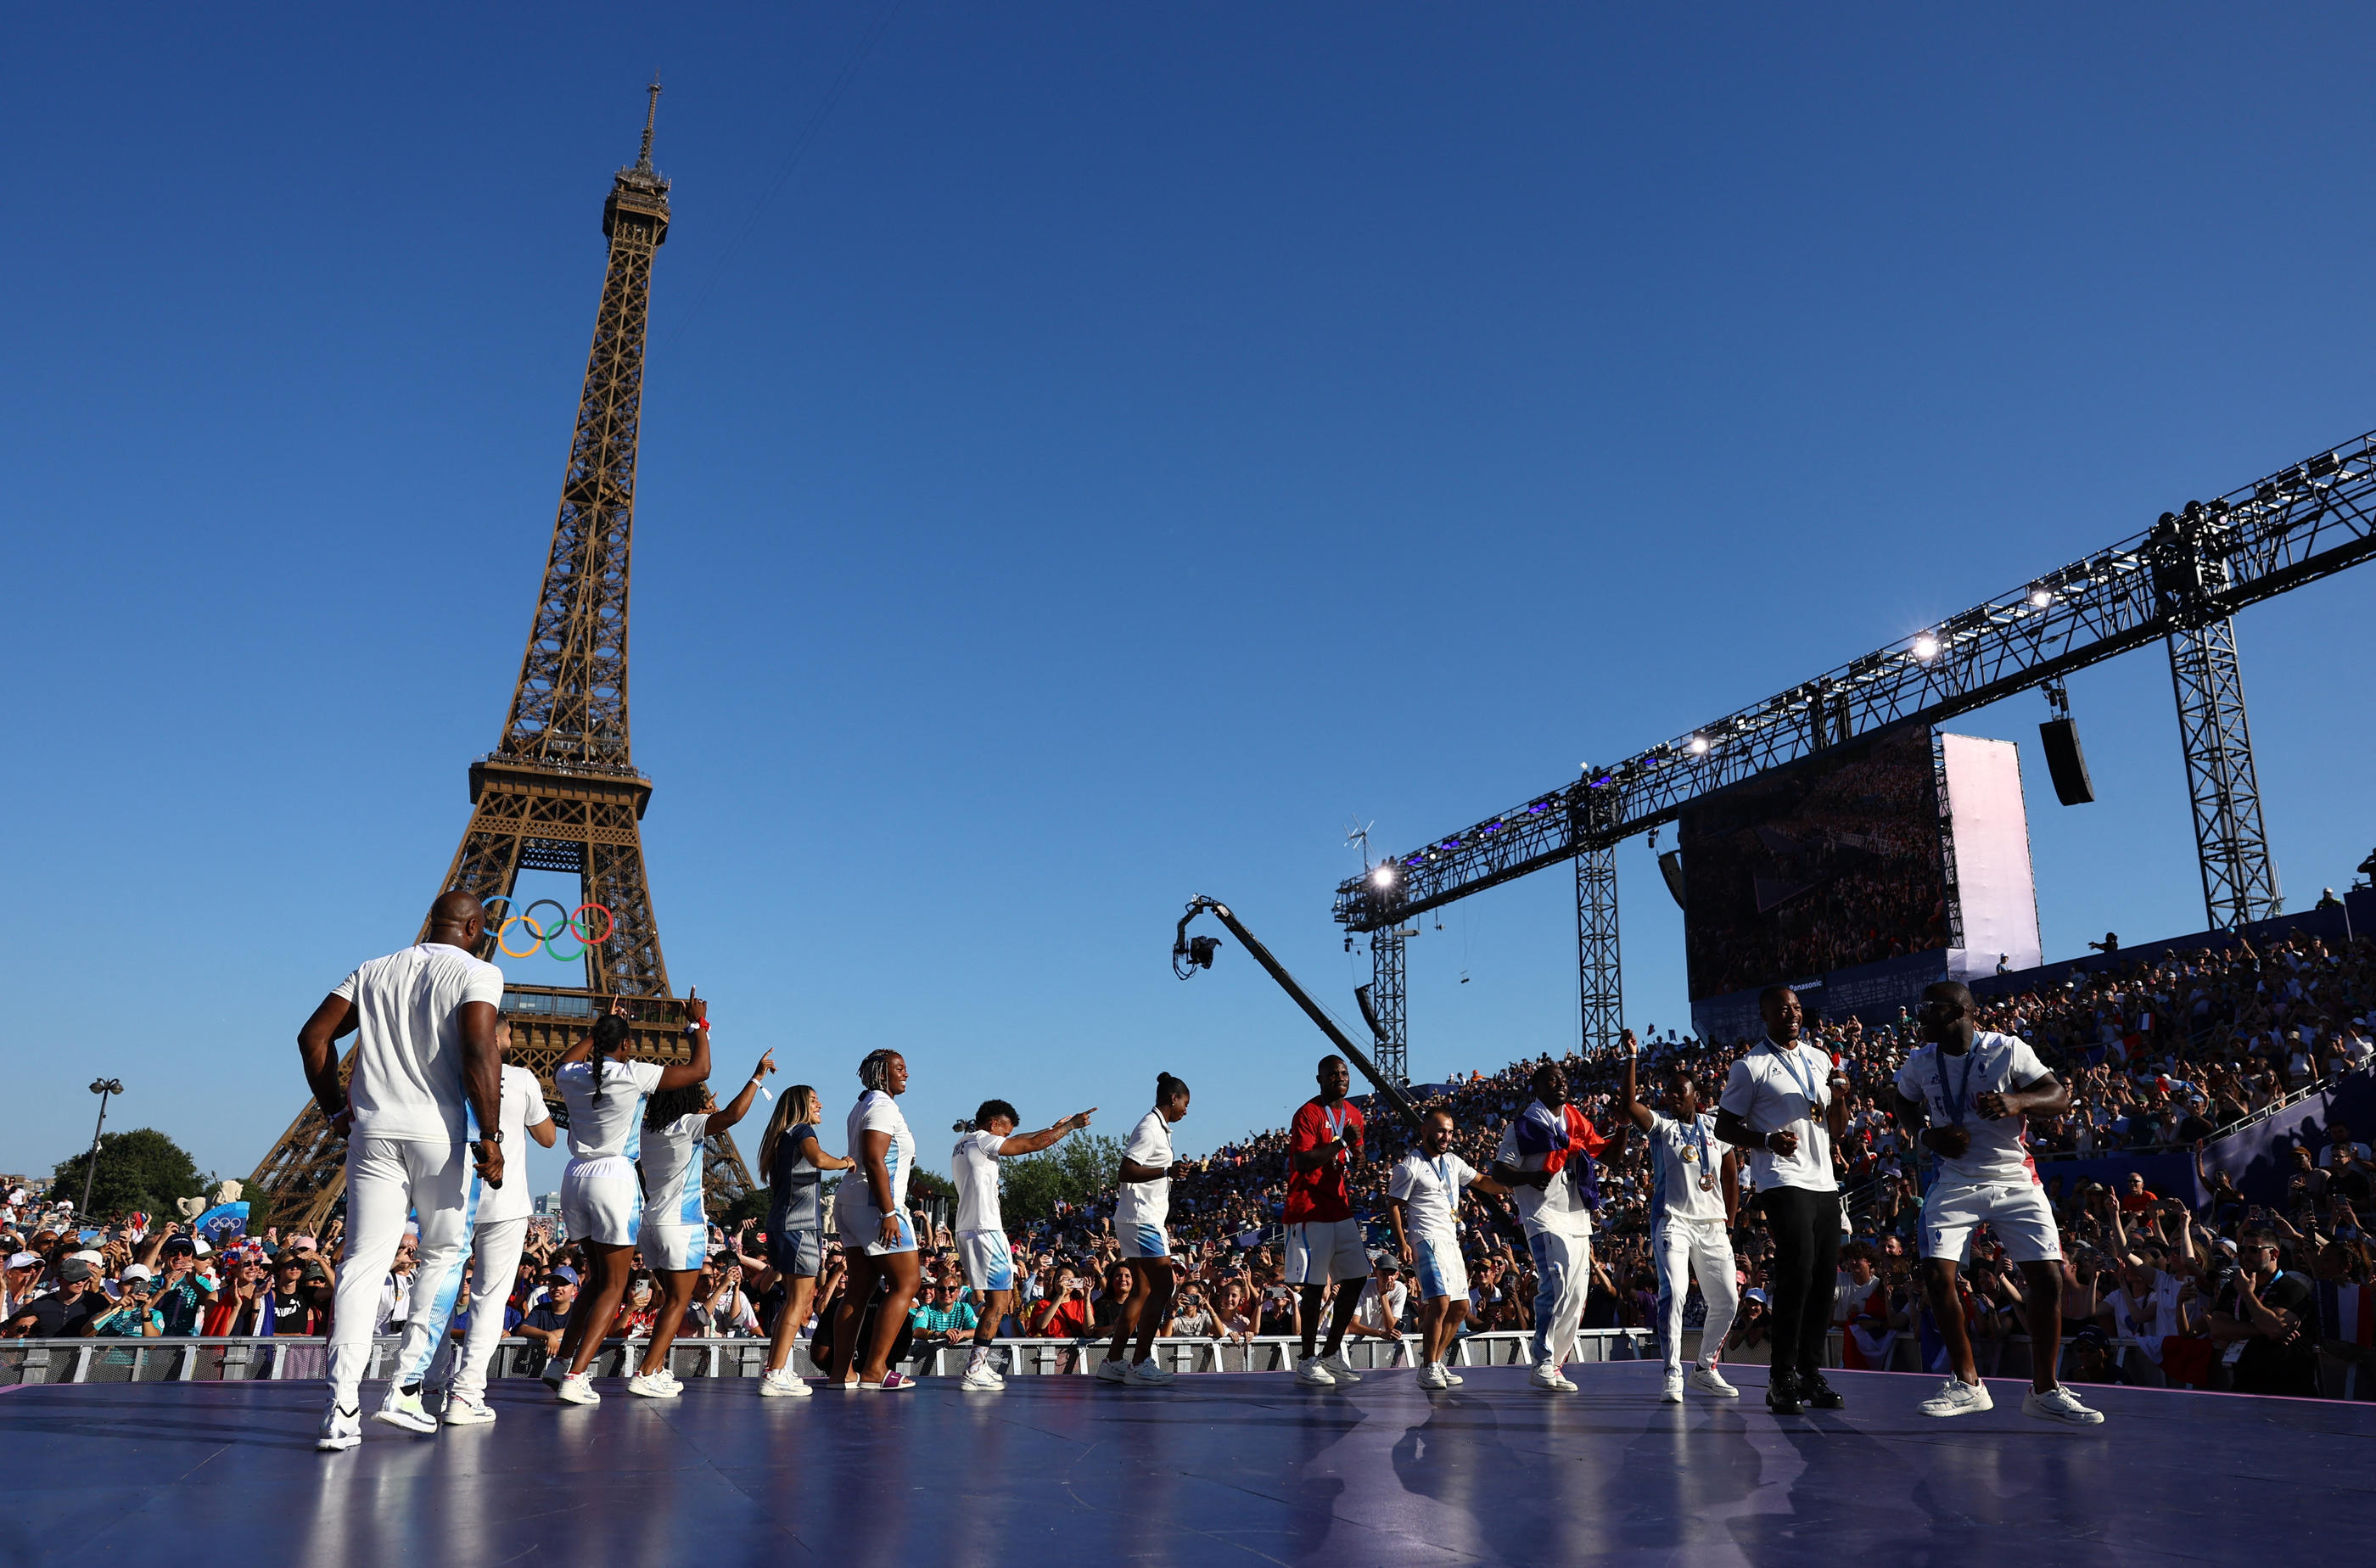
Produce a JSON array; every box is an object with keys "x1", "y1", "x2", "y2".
[
  {"x1": 249, "y1": 87, "x2": 755, "y2": 1232},
  {"x1": 1334, "y1": 428, "x2": 2376, "y2": 1044},
  {"x1": 1365, "y1": 929, "x2": 1410, "y2": 1085},
  {"x1": 1574, "y1": 843, "x2": 1622, "y2": 1053}
]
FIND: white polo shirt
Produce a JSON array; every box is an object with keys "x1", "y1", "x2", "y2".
[
  {"x1": 1718, "y1": 1036, "x2": 1838, "y2": 1194},
  {"x1": 478, "y1": 1065, "x2": 554, "y2": 1224},
  {"x1": 333, "y1": 943, "x2": 507, "y2": 1144}
]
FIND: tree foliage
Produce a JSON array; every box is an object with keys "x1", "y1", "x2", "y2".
[
  {"x1": 49, "y1": 1128, "x2": 210, "y2": 1224},
  {"x1": 999, "y1": 1133, "x2": 1121, "y2": 1224}
]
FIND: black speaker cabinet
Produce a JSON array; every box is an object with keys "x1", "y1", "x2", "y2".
[{"x1": 2038, "y1": 716, "x2": 2095, "y2": 805}]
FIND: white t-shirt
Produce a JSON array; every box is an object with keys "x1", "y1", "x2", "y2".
[
  {"x1": 840, "y1": 1090, "x2": 914, "y2": 1229},
  {"x1": 1647, "y1": 1109, "x2": 1728, "y2": 1225},
  {"x1": 952, "y1": 1128, "x2": 1006, "y2": 1235},
  {"x1": 479, "y1": 1065, "x2": 554, "y2": 1224},
  {"x1": 640, "y1": 1112, "x2": 710, "y2": 1230},
  {"x1": 555, "y1": 1057, "x2": 665, "y2": 1162},
  {"x1": 1112, "y1": 1110, "x2": 1174, "y2": 1234},
  {"x1": 1355, "y1": 1275, "x2": 1409, "y2": 1332},
  {"x1": 1892, "y1": 1031, "x2": 2052, "y2": 1185},
  {"x1": 1494, "y1": 1108, "x2": 1594, "y2": 1237},
  {"x1": 1387, "y1": 1151, "x2": 1479, "y2": 1242},
  {"x1": 332, "y1": 943, "x2": 507, "y2": 1143},
  {"x1": 1719, "y1": 1038, "x2": 1838, "y2": 1193}
]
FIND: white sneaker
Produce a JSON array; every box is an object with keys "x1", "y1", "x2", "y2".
[
  {"x1": 1918, "y1": 1377, "x2": 1993, "y2": 1418},
  {"x1": 1416, "y1": 1362, "x2": 1449, "y2": 1390},
  {"x1": 626, "y1": 1371, "x2": 679, "y2": 1399},
  {"x1": 962, "y1": 1364, "x2": 1006, "y2": 1392},
  {"x1": 1661, "y1": 1370, "x2": 1684, "y2": 1404},
  {"x1": 1096, "y1": 1357, "x2": 1130, "y2": 1383},
  {"x1": 1690, "y1": 1364, "x2": 1740, "y2": 1397},
  {"x1": 557, "y1": 1373, "x2": 602, "y2": 1406},
  {"x1": 1295, "y1": 1356, "x2": 1337, "y2": 1387},
  {"x1": 540, "y1": 1356, "x2": 569, "y2": 1391},
  {"x1": 1442, "y1": 1366, "x2": 1465, "y2": 1386},
  {"x1": 2022, "y1": 1384, "x2": 2106, "y2": 1425},
  {"x1": 373, "y1": 1386, "x2": 439, "y2": 1435},
  {"x1": 442, "y1": 1394, "x2": 497, "y2": 1425},
  {"x1": 1530, "y1": 1361, "x2": 1577, "y2": 1392},
  {"x1": 759, "y1": 1369, "x2": 812, "y2": 1397},
  {"x1": 1125, "y1": 1358, "x2": 1177, "y2": 1387},
  {"x1": 1318, "y1": 1351, "x2": 1363, "y2": 1385},
  {"x1": 317, "y1": 1403, "x2": 362, "y2": 1452}
]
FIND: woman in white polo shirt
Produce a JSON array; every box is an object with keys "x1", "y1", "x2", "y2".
[{"x1": 826, "y1": 1049, "x2": 922, "y2": 1392}]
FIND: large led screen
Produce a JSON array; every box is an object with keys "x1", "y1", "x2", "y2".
[{"x1": 1678, "y1": 724, "x2": 1948, "y2": 1000}]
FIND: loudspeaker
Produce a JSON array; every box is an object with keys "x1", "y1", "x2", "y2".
[
  {"x1": 1657, "y1": 848, "x2": 1687, "y2": 910},
  {"x1": 2038, "y1": 716, "x2": 2095, "y2": 805}
]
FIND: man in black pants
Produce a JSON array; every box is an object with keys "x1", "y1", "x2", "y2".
[{"x1": 1717, "y1": 985, "x2": 1849, "y2": 1414}]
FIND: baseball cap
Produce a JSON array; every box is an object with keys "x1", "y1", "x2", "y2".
[
  {"x1": 548, "y1": 1265, "x2": 580, "y2": 1284},
  {"x1": 58, "y1": 1257, "x2": 95, "y2": 1283},
  {"x1": 121, "y1": 1263, "x2": 154, "y2": 1281},
  {"x1": 5, "y1": 1252, "x2": 35, "y2": 1270},
  {"x1": 191, "y1": 1238, "x2": 212, "y2": 1256}
]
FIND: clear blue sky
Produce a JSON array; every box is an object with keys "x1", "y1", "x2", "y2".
[{"x1": 8, "y1": 4, "x2": 2373, "y2": 1200}]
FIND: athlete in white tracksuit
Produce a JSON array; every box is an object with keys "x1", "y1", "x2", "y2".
[
  {"x1": 415, "y1": 1042, "x2": 556, "y2": 1421},
  {"x1": 295, "y1": 890, "x2": 508, "y2": 1452},
  {"x1": 1621, "y1": 1030, "x2": 1741, "y2": 1402}
]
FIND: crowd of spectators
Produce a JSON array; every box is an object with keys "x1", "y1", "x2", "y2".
[{"x1": 7, "y1": 926, "x2": 2373, "y2": 1398}]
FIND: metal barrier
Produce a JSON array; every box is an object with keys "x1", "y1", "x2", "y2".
[{"x1": 0, "y1": 1330, "x2": 1654, "y2": 1387}]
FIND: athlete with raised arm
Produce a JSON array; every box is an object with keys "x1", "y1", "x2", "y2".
[
  {"x1": 545, "y1": 994, "x2": 713, "y2": 1405},
  {"x1": 625, "y1": 1047, "x2": 774, "y2": 1398},
  {"x1": 1622, "y1": 1028, "x2": 1740, "y2": 1403},
  {"x1": 950, "y1": 1100, "x2": 1096, "y2": 1391}
]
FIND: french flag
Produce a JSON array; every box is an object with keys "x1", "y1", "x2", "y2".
[{"x1": 2318, "y1": 1281, "x2": 2376, "y2": 1348}]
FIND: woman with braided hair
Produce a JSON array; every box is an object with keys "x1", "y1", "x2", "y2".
[
  {"x1": 824, "y1": 1049, "x2": 922, "y2": 1391},
  {"x1": 544, "y1": 994, "x2": 712, "y2": 1405}
]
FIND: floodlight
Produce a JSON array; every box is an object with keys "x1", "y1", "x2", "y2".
[
  {"x1": 1688, "y1": 735, "x2": 1710, "y2": 754},
  {"x1": 1911, "y1": 634, "x2": 1941, "y2": 660},
  {"x1": 1370, "y1": 865, "x2": 1394, "y2": 888},
  {"x1": 2029, "y1": 589, "x2": 2053, "y2": 608}
]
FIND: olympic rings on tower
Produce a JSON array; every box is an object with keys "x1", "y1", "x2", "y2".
[{"x1": 482, "y1": 896, "x2": 614, "y2": 961}]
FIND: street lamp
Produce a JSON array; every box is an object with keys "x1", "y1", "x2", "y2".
[{"x1": 81, "y1": 1078, "x2": 124, "y2": 1220}]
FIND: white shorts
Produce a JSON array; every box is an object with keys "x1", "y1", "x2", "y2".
[
  {"x1": 639, "y1": 1224, "x2": 708, "y2": 1273},
  {"x1": 1118, "y1": 1221, "x2": 1172, "y2": 1260},
  {"x1": 1922, "y1": 1176, "x2": 2060, "y2": 1265},
  {"x1": 1285, "y1": 1218, "x2": 1369, "y2": 1286},
  {"x1": 1410, "y1": 1233, "x2": 1468, "y2": 1302},
  {"x1": 838, "y1": 1204, "x2": 916, "y2": 1257},
  {"x1": 561, "y1": 1157, "x2": 641, "y2": 1247},
  {"x1": 959, "y1": 1229, "x2": 1016, "y2": 1292}
]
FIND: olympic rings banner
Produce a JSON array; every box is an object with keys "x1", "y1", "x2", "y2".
[{"x1": 483, "y1": 896, "x2": 614, "y2": 962}]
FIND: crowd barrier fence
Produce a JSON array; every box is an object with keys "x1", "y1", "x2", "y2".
[{"x1": 4, "y1": 1329, "x2": 1666, "y2": 1387}]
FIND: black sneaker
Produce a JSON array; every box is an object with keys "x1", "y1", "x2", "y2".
[
  {"x1": 1801, "y1": 1370, "x2": 1844, "y2": 1409},
  {"x1": 1765, "y1": 1371, "x2": 1804, "y2": 1415}
]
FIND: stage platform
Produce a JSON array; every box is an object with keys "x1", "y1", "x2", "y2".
[{"x1": 6, "y1": 1362, "x2": 2373, "y2": 1565}]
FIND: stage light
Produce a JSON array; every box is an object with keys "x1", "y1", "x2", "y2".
[
  {"x1": 1911, "y1": 634, "x2": 1941, "y2": 660},
  {"x1": 1370, "y1": 865, "x2": 1394, "y2": 888},
  {"x1": 1688, "y1": 735, "x2": 1710, "y2": 754},
  {"x1": 2029, "y1": 589, "x2": 2053, "y2": 608}
]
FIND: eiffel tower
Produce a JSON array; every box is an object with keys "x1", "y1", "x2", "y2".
[{"x1": 247, "y1": 83, "x2": 755, "y2": 1233}]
